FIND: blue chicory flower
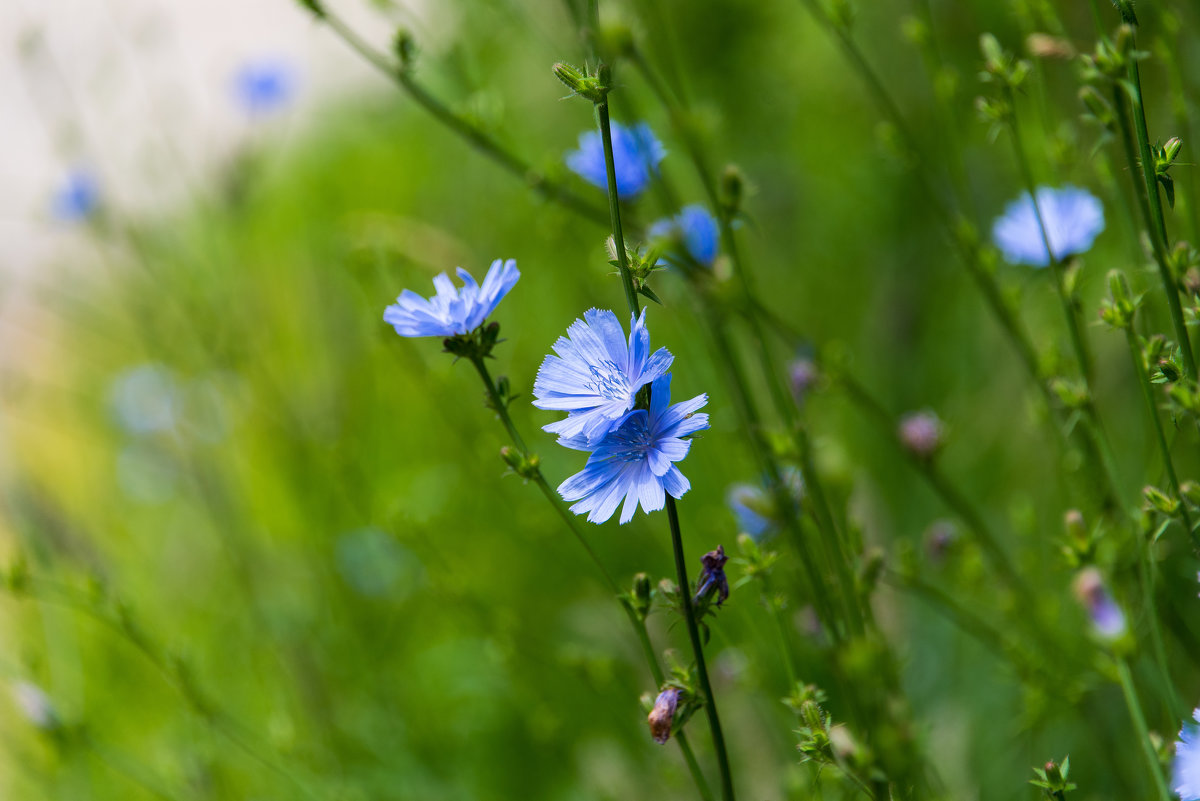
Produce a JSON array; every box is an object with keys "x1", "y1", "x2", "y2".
[
  {"x1": 727, "y1": 467, "x2": 803, "y2": 540},
  {"x1": 557, "y1": 374, "x2": 708, "y2": 524},
  {"x1": 1176, "y1": 709, "x2": 1200, "y2": 800},
  {"x1": 384, "y1": 259, "x2": 519, "y2": 337},
  {"x1": 52, "y1": 170, "x2": 99, "y2": 221},
  {"x1": 648, "y1": 205, "x2": 720, "y2": 267},
  {"x1": 533, "y1": 308, "x2": 672, "y2": 445},
  {"x1": 565, "y1": 121, "x2": 665, "y2": 200},
  {"x1": 992, "y1": 185, "x2": 1104, "y2": 266},
  {"x1": 234, "y1": 59, "x2": 296, "y2": 115}
]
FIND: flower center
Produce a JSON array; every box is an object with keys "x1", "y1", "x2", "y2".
[{"x1": 587, "y1": 360, "x2": 631, "y2": 401}]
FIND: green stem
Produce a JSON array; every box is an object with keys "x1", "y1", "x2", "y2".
[
  {"x1": 883, "y1": 571, "x2": 1055, "y2": 686},
  {"x1": 1125, "y1": 30, "x2": 1198, "y2": 378},
  {"x1": 593, "y1": 97, "x2": 641, "y2": 316},
  {"x1": 466, "y1": 355, "x2": 714, "y2": 801},
  {"x1": 1123, "y1": 327, "x2": 1197, "y2": 544},
  {"x1": 1005, "y1": 97, "x2": 1094, "y2": 383},
  {"x1": 838, "y1": 376, "x2": 1025, "y2": 594},
  {"x1": 313, "y1": 8, "x2": 609, "y2": 226},
  {"x1": 700, "y1": 300, "x2": 842, "y2": 641},
  {"x1": 1116, "y1": 658, "x2": 1173, "y2": 801},
  {"x1": 666, "y1": 498, "x2": 737, "y2": 801},
  {"x1": 10, "y1": 579, "x2": 324, "y2": 801},
  {"x1": 627, "y1": 47, "x2": 862, "y2": 635}
]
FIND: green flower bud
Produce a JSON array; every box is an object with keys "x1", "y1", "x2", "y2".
[
  {"x1": 551, "y1": 62, "x2": 608, "y2": 103},
  {"x1": 394, "y1": 29, "x2": 416, "y2": 70},
  {"x1": 1143, "y1": 485, "x2": 1181, "y2": 517},
  {"x1": 1079, "y1": 86, "x2": 1115, "y2": 130},
  {"x1": 720, "y1": 165, "x2": 745, "y2": 218},
  {"x1": 631, "y1": 572, "x2": 652, "y2": 618}
]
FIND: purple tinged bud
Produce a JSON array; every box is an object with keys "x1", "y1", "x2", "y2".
[
  {"x1": 923, "y1": 520, "x2": 958, "y2": 563},
  {"x1": 789, "y1": 359, "x2": 818, "y2": 407},
  {"x1": 1072, "y1": 567, "x2": 1126, "y2": 639},
  {"x1": 898, "y1": 411, "x2": 943, "y2": 459},
  {"x1": 648, "y1": 687, "x2": 681, "y2": 744},
  {"x1": 694, "y1": 544, "x2": 730, "y2": 607}
]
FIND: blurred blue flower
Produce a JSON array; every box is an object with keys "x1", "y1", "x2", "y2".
[
  {"x1": 533, "y1": 308, "x2": 672, "y2": 446},
  {"x1": 384, "y1": 259, "x2": 519, "y2": 337},
  {"x1": 992, "y1": 185, "x2": 1104, "y2": 266},
  {"x1": 566, "y1": 121, "x2": 665, "y2": 199},
  {"x1": 233, "y1": 59, "x2": 296, "y2": 115},
  {"x1": 557, "y1": 374, "x2": 708, "y2": 524},
  {"x1": 648, "y1": 205, "x2": 720, "y2": 266},
  {"x1": 1176, "y1": 709, "x2": 1200, "y2": 800},
  {"x1": 727, "y1": 467, "x2": 803, "y2": 540},
  {"x1": 109, "y1": 364, "x2": 178, "y2": 435},
  {"x1": 52, "y1": 170, "x2": 99, "y2": 221},
  {"x1": 1072, "y1": 567, "x2": 1126, "y2": 640}
]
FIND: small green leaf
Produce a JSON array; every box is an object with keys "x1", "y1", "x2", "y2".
[{"x1": 639, "y1": 285, "x2": 664, "y2": 305}]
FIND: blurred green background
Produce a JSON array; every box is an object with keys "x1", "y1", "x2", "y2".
[{"x1": 4, "y1": 0, "x2": 1200, "y2": 798}]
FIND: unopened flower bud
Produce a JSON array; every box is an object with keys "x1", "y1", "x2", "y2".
[
  {"x1": 631, "y1": 572, "x2": 652, "y2": 618},
  {"x1": 647, "y1": 687, "x2": 681, "y2": 744},
  {"x1": 1079, "y1": 86, "x2": 1115, "y2": 129},
  {"x1": 394, "y1": 29, "x2": 416, "y2": 70},
  {"x1": 694, "y1": 545, "x2": 730, "y2": 607},
  {"x1": 789, "y1": 359, "x2": 818, "y2": 407},
  {"x1": 551, "y1": 62, "x2": 608, "y2": 103},
  {"x1": 1144, "y1": 485, "x2": 1181, "y2": 516},
  {"x1": 1180, "y1": 481, "x2": 1200, "y2": 507},
  {"x1": 1072, "y1": 567, "x2": 1126, "y2": 639},
  {"x1": 720, "y1": 165, "x2": 745, "y2": 218},
  {"x1": 1164, "y1": 137, "x2": 1184, "y2": 165},
  {"x1": 898, "y1": 411, "x2": 943, "y2": 459},
  {"x1": 923, "y1": 520, "x2": 958, "y2": 563},
  {"x1": 1064, "y1": 509, "x2": 1086, "y2": 543},
  {"x1": 499, "y1": 446, "x2": 540, "y2": 480},
  {"x1": 1026, "y1": 33, "x2": 1074, "y2": 59}
]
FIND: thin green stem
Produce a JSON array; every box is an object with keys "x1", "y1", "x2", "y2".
[
  {"x1": 1124, "y1": 28, "x2": 1198, "y2": 378},
  {"x1": 594, "y1": 97, "x2": 641, "y2": 316},
  {"x1": 666, "y1": 498, "x2": 737, "y2": 801},
  {"x1": 883, "y1": 571, "x2": 1056, "y2": 686},
  {"x1": 700, "y1": 300, "x2": 841, "y2": 641},
  {"x1": 1116, "y1": 658, "x2": 1173, "y2": 801},
  {"x1": 466, "y1": 355, "x2": 714, "y2": 801},
  {"x1": 313, "y1": 8, "x2": 609, "y2": 227},
  {"x1": 1005, "y1": 97, "x2": 1095, "y2": 383},
  {"x1": 626, "y1": 47, "x2": 862, "y2": 635},
  {"x1": 9, "y1": 579, "x2": 324, "y2": 801},
  {"x1": 838, "y1": 376, "x2": 1025, "y2": 594},
  {"x1": 1123, "y1": 327, "x2": 1197, "y2": 544}
]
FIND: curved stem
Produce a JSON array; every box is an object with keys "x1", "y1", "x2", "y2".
[
  {"x1": 465, "y1": 355, "x2": 713, "y2": 800},
  {"x1": 1116, "y1": 658, "x2": 1173, "y2": 801},
  {"x1": 1123, "y1": 328, "x2": 1197, "y2": 544},
  {"x1": 313, "y1": 8, "x2": 609, "y2": 227},
  {"x1": 666, "y1": 498, "x2": 737, "y2": 801}
]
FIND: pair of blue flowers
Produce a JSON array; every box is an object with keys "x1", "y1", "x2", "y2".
[
  {"x1": 567, "y1": 121, "x2": 719, "y2": 268},
  {"x1": 383, "y1": 259, "x2": 709, "y2": 526}
]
